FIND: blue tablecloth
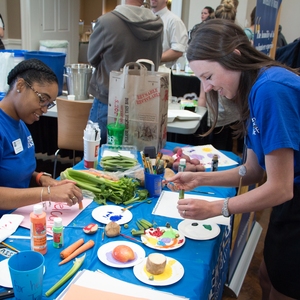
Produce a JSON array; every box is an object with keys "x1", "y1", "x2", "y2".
[{"x1": 0, "y1": 142, "x2": 241, "y2": 300}]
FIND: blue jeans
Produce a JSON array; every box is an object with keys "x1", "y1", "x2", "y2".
[{"x1": 88, "y1": 98, "x2": 108, "y2": 144}]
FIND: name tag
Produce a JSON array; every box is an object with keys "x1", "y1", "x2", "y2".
[{"x1": 12, "y1": 138, "x2": 23, "y2": 154}]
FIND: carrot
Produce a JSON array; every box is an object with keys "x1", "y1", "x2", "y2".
[
  {"x1": 60, "y1": 238, "x2": 84, "y2": 259},
  {"x1": 80, "y1": 169, "x2": 118, "y2": 181},
  {"x1": 59, "y1": 240, "x2": 95, "y2": 265},
  {"x1": 78, "y1": 200, "x2": 83, "y2": 210}
]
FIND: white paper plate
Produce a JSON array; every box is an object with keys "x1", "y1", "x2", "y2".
[
  {"x1": 92, "y1": 205, "x2": 132, "y2": 225},
  {"x1": 167, "y1": 111, "x2": 177, "y2": 123},
  {"x1": 178, "y1": 220, "x2": 220, "y2": 240},
  {"x1": 97, "y1": 241, "x2": 146, "y2": 268},
  {"x1": 0, "y1": 259, "x2": 12, "y2": 288},
  {"x1": 0, "y1": 258, "x2": 46, "y2": 288},
  {"x1": 168, "y1": 110, "x2": 201, "y2": 121},
  {"x1": 141, "y1": 227, "x2": 185, "y2": 251},
  {"x1": 133, "y1": 256, "x2": 184, "y2": 286}
]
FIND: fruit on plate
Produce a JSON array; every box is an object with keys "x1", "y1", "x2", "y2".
[
  {"x1": 105, "y1": 222, "x2": 121, "y2": 237},
  {"x1": 112, "y1": 245, "x2": 135, "y2": 263},
  {"x1": 146, "y1": 253, "x2": 166, "y2": 275}
]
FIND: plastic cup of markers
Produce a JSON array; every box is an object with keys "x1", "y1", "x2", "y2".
[{"x1": 144, "y1": 172, "x2": 164, "y2": 197}]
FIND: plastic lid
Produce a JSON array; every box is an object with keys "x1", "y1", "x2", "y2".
[
  {"x1": 54, "y1": 217, "x2": 63, "y2": 227},
  {"x1": 33, "y1": 204, "x2": 43, "y2": 215},
  {"x1": 179, "y1": 158, "x2": 186, "y2": 165}
]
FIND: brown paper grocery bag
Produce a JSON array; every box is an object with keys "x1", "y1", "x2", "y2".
[{"x1": 108, "y1": 62, "x2": 169, "y2": 151}]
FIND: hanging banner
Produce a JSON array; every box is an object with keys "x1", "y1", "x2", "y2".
[{"x1": 254, "y1": 0, "x2": 283, "y2": 56}]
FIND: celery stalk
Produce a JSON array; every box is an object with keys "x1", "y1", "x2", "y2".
[{"x1": 45, "y1": 254, "x2": 86, "y2": 297}]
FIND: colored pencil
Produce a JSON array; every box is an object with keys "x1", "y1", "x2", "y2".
[
  {"x1": 0, "y1": 242, "x2": 20, "y2": 252},
  {"x1": 119, "y1": 233, "x2": 145, "y2": 244}
]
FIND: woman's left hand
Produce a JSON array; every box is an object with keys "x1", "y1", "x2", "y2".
[{"x1": 177, "y1": 198, "x2": 220, "y2": 220}]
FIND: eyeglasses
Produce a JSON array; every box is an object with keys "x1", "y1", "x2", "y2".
[{"x1": 24, "y1": 80, "x2": 56, "y2": 110}]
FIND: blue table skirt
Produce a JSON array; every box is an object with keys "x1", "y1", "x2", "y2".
[{"x1": 0, "y1": 142, "x2": 240, "y2": 299}]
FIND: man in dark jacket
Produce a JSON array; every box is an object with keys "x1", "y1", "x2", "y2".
[
  {"x1": 276, "y1": 24, "x2": 288, "y2": 48},
  {"x1": 87, "y1": 0, "x2": 163, "y2": 143}
]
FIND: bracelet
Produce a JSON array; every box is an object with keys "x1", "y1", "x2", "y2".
[
  {"x1": 36, "y1": 172, "x2": 52, "y2": 186},
  {"x1": 40, "y1": 186, "x2": 52, "y2": 210},
  {"x1": 40, "y1": 187, "x2": 44, "y2": 206},
  {"x1": 46, "y1": 186, "x2": 52, "y2": 209}
]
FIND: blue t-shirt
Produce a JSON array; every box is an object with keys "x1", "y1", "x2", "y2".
[
  {"x1": 246, "y1": 67, "x2": 300, "y2": 184},
  {"x1": 0, "y1": 109, "x2": 36, "y2": 215}
]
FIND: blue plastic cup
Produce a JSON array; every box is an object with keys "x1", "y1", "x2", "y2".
[
  {"x1": 8, "y1": 250, "x2": 45, "y2": 300},
  {"x1": 144, "y1": 172, "x2": 164, "y2": 197}
]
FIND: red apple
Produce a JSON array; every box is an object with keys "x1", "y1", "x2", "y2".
[{"x1": 112, "y1": 245, "x2": 135, "y2": 263}]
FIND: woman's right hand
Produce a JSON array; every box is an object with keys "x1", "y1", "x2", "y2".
[
  {"x1": 163, "y1": 172, "x2": 200, "y2": 191},
  {"x1": 46, "y1": 183, "x2": 83, "y2": 207}
]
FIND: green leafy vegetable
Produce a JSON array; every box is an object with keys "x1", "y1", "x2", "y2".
[
  {"x1": 45, "y1": 254, "x2": 85, "y2": 297},
  {"x1": 100, "y1": 155, "x2": 138, "y2": 171},
  {"x1": 61, "y1": 168, "x2": 147, "y2": 206}
]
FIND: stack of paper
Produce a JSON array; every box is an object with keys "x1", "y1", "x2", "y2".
[{"x1": 57, "y1": 269, "x2": 188, "y2": 300}]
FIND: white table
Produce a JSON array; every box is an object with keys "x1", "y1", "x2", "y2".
[
  {"x1": 46, "y1": 98, "x2": 207, "y2": 135},
  {"x1": 167, "y1": 103, "x2": 207, "y2": 134}
]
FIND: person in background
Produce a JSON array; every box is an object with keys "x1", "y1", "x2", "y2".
[
  {"x1": 244, "y1": 6, "x2": 256, "y2": 44},
  {"x1": 165, "y1": 19, "x2": 300, "y2": 300},
  {"x1": 0, "y1": 59, "x2": 83, "y2": 217},
  {"x1": 201, "y1": 6, "x2": 215, "y2": 22},
  {"x1": 277, "y1": 24, "x2": 288, "y2": 48},
  {"x1": 0, "y1": 13, "x2": 5, "y2": 49},
  {"x1": 215, "y1": 0, "x2": 237, "y2": 20},
  {"x1": 150, "y1": 0, "x2": 188, "y2": 68},
  {"x1": 87, "y1": 0, "x2": 163, "y2": 144},
  {"x1": 197, "y1": 0, "x2": 243, "y2": 153},
  {"x1": 188, "y1": 6, "x2": 214, "y2": 44}
]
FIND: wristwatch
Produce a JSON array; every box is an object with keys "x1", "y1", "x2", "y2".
[
  {"x1": 36, "y1": 172, "x2": 52, "y2": 186},
  {"x1": 222, "y1": 197, "x2": 231, "y2": 217}
]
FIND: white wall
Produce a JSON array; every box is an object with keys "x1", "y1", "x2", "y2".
[
  {"x1": 0, "y1": 0, "x2": 7, "y2": 35},
  {"x1": 280, "y1": 0, "x2": 300, "y2": 43}
]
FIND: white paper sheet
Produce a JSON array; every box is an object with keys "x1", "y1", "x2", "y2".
[
  {"x1": 152, "y1": 191, "x2": 230, "y2": 226},
  {"x1": 0, "y1": 214, "x2": 24, "y2": 243},
  {"x1": 182, "y1": 144, "x2": 238, "y2": 169}
]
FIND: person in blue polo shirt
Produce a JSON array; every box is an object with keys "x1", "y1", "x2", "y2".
[
  {"x1": 165, "y1": 19, "x2": 300, "y2": 300},
  {"x1": 0, "y1": 59, "x2": 82, "y2": 216}
]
